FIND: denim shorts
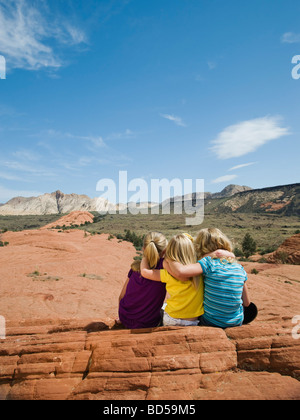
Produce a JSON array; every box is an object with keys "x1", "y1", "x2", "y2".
[{"x1": 163, "y1": 312, "x2": 199, "y2": 327}]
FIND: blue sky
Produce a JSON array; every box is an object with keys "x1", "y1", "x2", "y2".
[{"x1": 0, "y1": 0, "x2": 299, "y2": 203}]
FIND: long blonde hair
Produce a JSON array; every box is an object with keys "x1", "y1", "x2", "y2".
[
  {"x1": 194, "y1": 228, "x2": 234, "y2": 261},
  {"x1": 165, "y1": 233, "x2": 200, "y2": 289},
  {"x1": 131, "y1": 232, "x2": 167, "y2": 272}
]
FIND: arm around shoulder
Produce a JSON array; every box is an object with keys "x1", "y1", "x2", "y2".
[
  {"x1": 164, "y1": 259, "x2": 203, "y2": 279},
  {"x1": 140, "y1": 257, "x2": 162, "y2": 282}
]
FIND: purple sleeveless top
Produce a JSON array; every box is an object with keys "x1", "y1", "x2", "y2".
[{"x1": 119, "y1": 258, "x2": 166, "y2": 329}]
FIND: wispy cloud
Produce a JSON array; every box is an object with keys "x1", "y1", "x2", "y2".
[
  {"x1": 0, "y1": 0, "x2": 87, "y2": 71},
  {"x1": 0, "y1": 185, "x2": 43, "y2": 203},
  {"x1": 0, "y1": 159, "x2": 56, "y2": 177},
  {"x1": 106, "y1": 129, "x2": 135, "y2": 141},
  {"x1": 42, "y1": 129, "x2": 106, "y2": 148},
  {"x1": 0, "y1": 172, "x2": 25, "y2": 182},
  {"x1": 281, "y1": 32, "x2": 300, "y2": 44},
  {"x1": 228, "y1": 162, "x2": 256, "y2": 171},
  {"x1": 207, "y1": 61, "x2": 217, "y2": 70},
  {"x1": 160, "y1": 114, "x2": 186, "y2": 127},
  {"x1": 13, "y1": 149, "x2": 41, "y2": 161},
  {"x1": 211, "y1": 116, "x2": 290, "y2": 159},
  {"x1": 211, "y1": 174, "x2": 238, "y2": 184}
]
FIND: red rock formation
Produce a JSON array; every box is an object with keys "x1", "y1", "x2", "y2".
[
  {"x1": 41, "y1": 211, "x2": 95, "y2": 229},
  {"x1": 267, "y1": 233, "x2": 300, "y2": 265},
  {"x1": 0, "y1": 320, "x2": 299, "y2": 400},
  {"x1": 0, "y1": 230, "x2": 136, "y2": 320}
]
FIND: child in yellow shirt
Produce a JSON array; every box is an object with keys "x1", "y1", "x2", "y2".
[{"x1": 141, "y1": 233, "x2": 204, "y2": 326}]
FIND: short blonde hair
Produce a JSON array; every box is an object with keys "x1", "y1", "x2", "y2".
[
  {"x1": 194, "y1": 228, "x2": 233, "y2": 259},
  {"x1": 132, "y1": 232, "x2": 167, "y2": 272},
  {"x1": 165, "y1": 234, "x2": 200, "y2": 289}
]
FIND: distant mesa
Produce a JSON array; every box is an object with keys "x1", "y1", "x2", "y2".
[{"x1": 0, "y1": 183, "x2": 299, "y2": 216}]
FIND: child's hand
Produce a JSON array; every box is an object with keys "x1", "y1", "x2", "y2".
[{"x1": 209, "y1": 249, "x2": 235, "y2": 259}]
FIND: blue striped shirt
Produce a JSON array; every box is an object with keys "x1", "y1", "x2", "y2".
[{"x1": 199, "y1": 257, "x2": 247, "y2": 328}]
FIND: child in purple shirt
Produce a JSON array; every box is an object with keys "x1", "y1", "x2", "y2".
[{"x1": 118, "y1": 232, "x2": 168, "y2": 329}]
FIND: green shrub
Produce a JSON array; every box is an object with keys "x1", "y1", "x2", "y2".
[
  {"x1": 234, "y1": 247, "x2": 244, "y2": 257},
  {"x1": 115, "y1": 230, "x2": 144, "y2": 250}
]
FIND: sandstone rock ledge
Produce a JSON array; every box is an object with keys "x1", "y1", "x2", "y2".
[{"x1": 0, "y1": 319, "x2": 299, "y2": 400}]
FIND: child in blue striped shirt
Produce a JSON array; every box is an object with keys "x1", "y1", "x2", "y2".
[{"x1": 164, "y1": 228, "x2": 251, "y2": 329}]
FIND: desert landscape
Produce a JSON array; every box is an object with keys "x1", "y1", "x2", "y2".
[
  {"x1": 1, "y1": 0, "x2": 300, "y2": 403},
  {"x1": 0, "y1": 204, "x2": 300, "y2": 400}
]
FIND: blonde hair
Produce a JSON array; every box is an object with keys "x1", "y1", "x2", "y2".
[
  {"x1": 131, "y1": 232, "x2": 167, "y2": 272},
  {"x1": 165, "y1": 233, "x2": 200, "y2": 289},
  {"x1": 194, "y1": 228, "x2": 233, "y2": 261}
]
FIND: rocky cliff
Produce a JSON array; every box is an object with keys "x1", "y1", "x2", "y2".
[
  {"x1": 206, "y1": 183, "x2": 300, "y2": 216},
  {"x1": 267, "y1": 233, "x2": 300, "y2": 265},
  {"x1": 0, "y1": 183, "x2": 299, "y2": 216},
  {"x1": 0, "y1": 191, "x2": 115, "y2": 216},
  {"x1": 210, "y1": 184, "x2": 252, "y2": 199}
]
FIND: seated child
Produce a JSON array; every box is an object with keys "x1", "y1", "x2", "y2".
[
  {"x1": 141, "y1": 233, "x2": 204, "y2": 327},
  {"x1": 164, "y1": 228, "x2": 250, "y2": 329},
  {"x1": 118, "y1": 232, "x2": 167, "y2": 329}
]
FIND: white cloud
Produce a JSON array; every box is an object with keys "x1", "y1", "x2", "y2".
[
  {"x1": 0, "y1": 0, "x2": 86, "y2": 71},
  {"x1": 228, "y1": 162, "x2": 256, "y2": 171},
  {"x1": 281, "y1": 32, "x2": 300, "y2": 44},
  {"x1": 211, "y1": 174, "x2": 237, "y2": 184},
  {"x1": 211, "y1": 116, "x2": 290, "y2": 159},
  {"x1": 160, "y1": 114, "x2": 186, "y2": 127}
]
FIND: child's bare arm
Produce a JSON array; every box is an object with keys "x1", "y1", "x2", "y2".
[
  {"x1": 164, "y1": 259, "x2": 203, "y2": 279},
  {"x1": 141, "y1": 257, "x2": 162, "y2": 282},
  {"x1": 242, "y1": 283, "x2": 251, "y2": 307}
]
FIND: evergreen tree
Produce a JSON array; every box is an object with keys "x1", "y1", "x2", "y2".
[{"x1": 242, "y1": 233, "x2": 257, "y2": 258}]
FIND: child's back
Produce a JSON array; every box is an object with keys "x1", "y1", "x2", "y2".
[
  {"x1": 118, "y1": 232, "x2": 167, "y2": 329},
  {"x1": 119, "y1": 258, "x2": 166, "y2": 329},
  {"x1": 199, "y1": 256, "x2": 247, "y2": 328},
  {"x1": 141, "y1": 233, "x2": 204, "y2": 327}
]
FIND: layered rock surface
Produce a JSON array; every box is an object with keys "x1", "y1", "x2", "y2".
[
  {"x1": 0, "y1": 320, "x2": 299, "y2": 400},
  {"x1": 0, "y1": 229, "x2": 300, "y2": 400}
]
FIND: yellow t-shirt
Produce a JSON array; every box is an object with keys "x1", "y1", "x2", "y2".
[{"x1": 160, "y1": 269, "x2": 204, "y2": 319}]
